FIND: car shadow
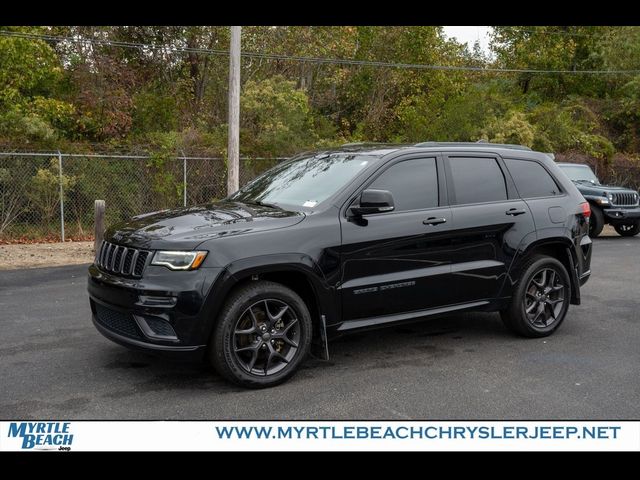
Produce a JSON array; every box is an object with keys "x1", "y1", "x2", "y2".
[{"x1": 97, "y1": 311, "x2": 512, "y2": 392}]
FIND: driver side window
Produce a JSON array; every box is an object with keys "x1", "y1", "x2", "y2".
[{"x1": 368, "y1": 157, "x2": 439, "y2": 212}]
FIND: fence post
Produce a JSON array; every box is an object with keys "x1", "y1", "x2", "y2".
[
  {"x1": 94, "y1": 200, "x2": 105, "y2": 253},
  {"x1": 57, "y1": 151, "x2": 65, "y2": 242},
  {"x1": 182, "y1": 151, "x2": 187, "y2": 207}
]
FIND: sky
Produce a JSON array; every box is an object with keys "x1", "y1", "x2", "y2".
[{"x1": 442, "y1": 26, "x2": 492, "y2": 54}]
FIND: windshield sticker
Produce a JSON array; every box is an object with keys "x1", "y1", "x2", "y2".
[{"x1": 303, "y1": 201, "x2": 318, "y2": 208}]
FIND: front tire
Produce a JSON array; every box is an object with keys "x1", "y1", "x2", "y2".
[
  {"x1": 501, "y1": 255, "x2": 571, "y2": 338},
  {"x1": 210, "y1": 281, "x2": 312, "y2": 388},
  {"x1": 614, "y1": 221, "x2": 640, "y2": 237},
  {"x1": 589, "y1": 204, "x2": 604, "y2": 238}
]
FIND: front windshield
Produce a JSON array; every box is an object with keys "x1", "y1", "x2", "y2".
[
  {"x1": 230, "y1": 152, "x2": 377, "y2": 209},
  {"x1": 559, "y1": 164, "x2": 600, "y2": 184}
]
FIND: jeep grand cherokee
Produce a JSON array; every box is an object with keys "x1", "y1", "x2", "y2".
[{"x1": 88, "y1": 142, "x2": 592, "y2": 388}]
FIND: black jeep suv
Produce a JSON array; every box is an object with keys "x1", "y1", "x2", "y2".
[
  {"x1": 88, "y1": 142, "x2": 592, "y2": 388},
  {"x1": 557, "y1": 162, "x2": 640, "y2": 237}
]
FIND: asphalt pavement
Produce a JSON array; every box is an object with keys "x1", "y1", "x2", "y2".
[{"x1": 0, "y1": 237, "x2": 638, "y2": 419}]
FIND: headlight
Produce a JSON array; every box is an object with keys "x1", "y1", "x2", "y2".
[
  {"x1": 595, "y1": 197, "x2": 609, "y2": 205},
  {"x1": 607, "y1": 193, "x2": 613, "y2": 202},
  {"x1": 151, "y1": 251, "x2": 208, "y2": 270}
]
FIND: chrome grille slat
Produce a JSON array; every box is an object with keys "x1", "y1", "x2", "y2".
[
  {"x1": 129, "y1": 250, "x2": 140, "y2": 276},
  {"x1": 99, "y1": 241, "x2": 107, "y2": 267},
  {"x1": 96, "y1": 241, "x2": 149, "y2": 278},
  {"x1": 118, "y1": 247, "x2": 128, "y2": 273},
  {"x1": 105, "y1": 243, "x2": 114, "y2": 269},
  {"x1": 109, "y1": 245, "x2": 119, "y2": 271}
]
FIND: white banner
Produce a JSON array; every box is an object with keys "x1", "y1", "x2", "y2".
[{"x1": 0, "y1": 421, "x2": 638, "y2": 451}]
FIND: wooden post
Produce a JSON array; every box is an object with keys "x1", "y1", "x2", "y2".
[
  {"x1": 227, "y1": 26, "x2": 241, "y2": 195},
  {"x1": 94, "y1": 200, "x2": 105, "y2": 253}
]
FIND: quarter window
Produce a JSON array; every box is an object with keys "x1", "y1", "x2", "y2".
[
  {"x1": 368, "y1": 158, "x2": 438, "y2": 211},
  {"x1": 505, "y1": 158, "x2": 561, "y2": 198},
  {"x1": 448, "y1": 157, "x2": 507, "y2": 205}
]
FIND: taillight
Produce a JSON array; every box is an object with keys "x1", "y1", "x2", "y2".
[{"x1": 579, "y1": 202, "x2": 591, "y2": 218}]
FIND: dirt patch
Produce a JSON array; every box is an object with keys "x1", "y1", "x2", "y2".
[{"x1": 0, "y1": 241, "x2": 94, "y2": 270}]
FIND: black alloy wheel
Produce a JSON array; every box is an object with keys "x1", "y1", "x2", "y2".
[
  {"x1": 523, "y1": 268, "x2": 565, "y2": 329},
  {"x1": 501, "y1": 255, "x2": 571, "y2": 338},
  {"x1": 233, "y1": 299, "x2": 301, "y2": 376},
  {"x1": 211, "y1": 281, "x2": 312, "y2": 388}
]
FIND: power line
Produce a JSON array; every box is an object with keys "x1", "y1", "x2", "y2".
[
  {"x1": 1, "y1": 29, "x2": 639, "y2": 75},
  {"x1": 496, "y1": 27, "x2": 602, "y2": 38}
]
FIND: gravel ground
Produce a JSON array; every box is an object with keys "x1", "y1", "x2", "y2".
[{"x1": 0, "y1": 241, "x2": 94, "y2": 270}]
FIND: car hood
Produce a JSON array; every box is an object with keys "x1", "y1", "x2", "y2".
[
  {"x1": 104, "y1": 201, "x2": 305, "y2": 250},
  {"x1": 575, "y1": 183, "x2": 638, "y2": 195}
]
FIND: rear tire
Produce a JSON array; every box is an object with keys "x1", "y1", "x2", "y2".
[
  {"x1": 210, "y1": 281, "x2": 312, "y2": 388},
  {"x1": 501, "y1": 255, "x2": 571, "y2": 338},
  {"x1": 589, "y1": 205, "x2": 604, "y2": 238},
  {"x1": 614, "y1": 221, "x2": 640, "y2": 237}
]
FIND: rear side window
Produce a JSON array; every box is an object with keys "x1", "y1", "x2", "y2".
[
  {"x1": 505, "y1": 159, "x2": 561, "y2": 198},
  {"x1": 369, "y1": 157, "x2": 438, "y2": 211},
  {"x1": 448, "y1": 157, "x2": 507, "y2": 205}
]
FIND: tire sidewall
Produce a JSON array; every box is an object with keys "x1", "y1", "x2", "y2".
[
  {"x1": 514, "y1": 257, "x2": 571, "y2": 336},
  {"x1": 213, "y1": 282, "x2": 312, "y2": 387}
]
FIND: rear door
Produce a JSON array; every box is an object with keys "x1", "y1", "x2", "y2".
[
  {"x1": 339, "y1": 154, "x2": 456, "y2": 321},
  {"x1": 444, "y1": 154, "x2": 536, "y2": 303}
]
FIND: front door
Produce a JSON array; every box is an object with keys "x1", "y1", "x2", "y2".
[{"x1": 339, "y1": 155, "x2": 457, "y2": 322}]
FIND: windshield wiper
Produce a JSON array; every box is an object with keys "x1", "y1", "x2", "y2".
[{"x1": 245, "y1": 200, "x2": 282, "y2": 210}]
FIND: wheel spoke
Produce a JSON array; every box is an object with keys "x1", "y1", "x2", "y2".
[
  {"x1": 264, "y1": 348, "x2": 274, "y2": 376},
  {"x1": 235, "y1": 343, "x2": 259, "y2": 353},
  {"x1": 548, "y1": 298, "x2": 563, "y2": 306},
  {"x1": 235, "y1": 327, "x2": 256, "y2": 335},
  {"x1": 525, "y1": 291, "x2": 537, "y2": 300},
  {"x1": 246, "y1": 349, "x2": 258, "y2": 372},
  {"x1": 533, "y1": 303, "x2": 545, "y2": 325},
  {"x1": 272, "y1": 350, "x2": 289, "y2": 364},
  {"x1": 280, "y1": 336, "x2": 298, "y2": 348},
  {"x1": 265, "y1": 301, "x2": 289, "y2": 326},
  {"x1": 546, "y1": 302, "x2": 557, "y2": 321},
  {"x1": 550, "y1": 284, "x2": 564, "y2": 292},
  {"x1": 526, "y1": 301, "x2": 538, "y2": 314},
  {"x1": 547, "y1": 270, "x2": 556, "y2": 289}
]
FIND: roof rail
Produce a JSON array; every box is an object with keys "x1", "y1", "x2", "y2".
[
  {"x1": 340, "y1": 141, "x2": 389, "y2": 147},
  {"x1": 414, "y1": 141, "x2": 532, "y2": 151}
]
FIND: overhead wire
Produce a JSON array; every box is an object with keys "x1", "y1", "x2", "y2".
[{"x1": 1, "y1": 29, "x2": 639, "y2": 75}]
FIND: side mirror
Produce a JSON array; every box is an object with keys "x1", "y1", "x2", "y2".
[{"x1": 349, "y1": 189, "x2": 395, "y2": 216}]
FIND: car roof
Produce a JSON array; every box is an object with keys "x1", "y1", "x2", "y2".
[
  {"x1": 320, "y1": 141, "x2": 543, "y2": 158},
  {"x1": 556, "y1": 162, "x2": 590, "y2": 167}
]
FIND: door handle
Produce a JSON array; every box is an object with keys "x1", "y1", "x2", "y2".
[
  {"x1": 506, "y1": 208, "x2": 526, "y2": 216},
  {"x1": 423, "y1": 217, "x2": 447, "y2": 226}
]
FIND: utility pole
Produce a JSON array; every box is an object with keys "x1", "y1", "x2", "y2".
[{"x1": 227, "y1": 26, "x2": 241, "y2": 195}]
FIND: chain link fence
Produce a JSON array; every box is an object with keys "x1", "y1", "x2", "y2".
[{"x1": 0, "y1": 152, "x2": 284, "y2": 242}]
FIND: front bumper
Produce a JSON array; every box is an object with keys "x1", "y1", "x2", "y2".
[
  {"x1": 87, "y1": 263, "x2": 223, "y2": 358},
  {"x1": 603, "y1": 206, "x2": 640, "y2": 222}
]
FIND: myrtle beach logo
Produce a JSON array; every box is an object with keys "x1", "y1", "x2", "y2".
[{"x1": 7, "y1": 422, "x2": 73, "y2": 450}]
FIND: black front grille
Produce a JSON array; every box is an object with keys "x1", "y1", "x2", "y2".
[
  {"x1": 612, "y1": 192, "x2": 639, "y2": 207},
  {"x1": 96, "y1": 241, "x2": 150, "y2": 277},
  {"x1": 94, "y1": 304, "x2": 142, "y2": 339}
]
